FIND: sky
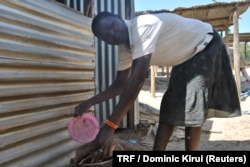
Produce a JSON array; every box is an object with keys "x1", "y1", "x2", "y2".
[{"x1": 134, "y1": 0, "x2": 250, "y2": 33}]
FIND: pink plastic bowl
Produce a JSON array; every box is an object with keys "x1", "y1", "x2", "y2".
[{"x1": 68, "y1": 113, "x2": 100, "y2": 144}]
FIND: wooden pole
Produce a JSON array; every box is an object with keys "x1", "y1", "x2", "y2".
[
  {"x1": 233, "y1": 7, "x2": 241, "y2": 99},
  {"x1": 166, "y1": 66, "x2": 170, "y2": 83},
  {"x1": 245, "y1": 42, "x2": 247, "y2": 60},
  {"x1": 225, "y1": 28, "x2": 229, "y2": 46},
  {"x1": 150, "y1": 66, "x2": 156, "y2": 97}
]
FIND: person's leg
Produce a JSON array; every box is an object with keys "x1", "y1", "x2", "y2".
[
  {"x1": 153, "y1": 123, "x2": 174, "y2": 151},
  {"x1": 185, "y1": 127, "x2": 202, "y2": 151}
]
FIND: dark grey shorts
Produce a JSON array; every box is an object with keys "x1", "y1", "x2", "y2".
[{"x1": 159, "y1": 29, "x2": 241, "y2": 127}]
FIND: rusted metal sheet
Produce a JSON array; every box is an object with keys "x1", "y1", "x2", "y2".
[{"x1": 0, "y1": 0, "x2": 95, "y2": 166}]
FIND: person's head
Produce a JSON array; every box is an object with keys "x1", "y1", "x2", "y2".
[{"x1": 91, "y1": 11, "x2": 128, "y2": 45}]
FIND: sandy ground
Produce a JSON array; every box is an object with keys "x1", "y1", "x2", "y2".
[
  {"x1": 114, "y1": 76, "x2": 250, "y2": 151},
  {"x1": 72, "y1": 71, "x2": 250, "y2": 166}
]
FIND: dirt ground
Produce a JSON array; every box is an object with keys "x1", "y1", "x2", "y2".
[{"x1": 114, "y1": 76, "x2": 250, "y2": 151}]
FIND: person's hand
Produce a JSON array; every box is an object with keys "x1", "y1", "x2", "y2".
[
  {"x1": 78, "y1": 125, "x2": 115, "y2": 164},
  {"x1": 74, "y1": 101, "x2": 92, "y2": 117},
  {"x1": 92, "y1": 125, "x2": 115, "y2": 162}
]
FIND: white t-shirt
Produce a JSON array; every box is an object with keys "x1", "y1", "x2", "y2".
[{"x1": 117, "y1": 13, "x2": 214, "y2": 71}]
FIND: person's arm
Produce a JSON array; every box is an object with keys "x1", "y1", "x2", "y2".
[
  {"x1": 89, "y1": 54, "x2": 151, "y2": 162},
  {"x1": 107, "y1": 54, "x2": 151, "y2": 125},
  {"x1": 74, "y1": 68, "x2": 130, "y2": 116}
]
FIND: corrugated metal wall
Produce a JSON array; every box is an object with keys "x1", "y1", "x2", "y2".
[
  {"x1": 94, "y1": 0, "x2": 127, "y2": 128},
  {"x1": 60, "y1": 0, "x2": 136, "y2": 128},
  {"x1": 0, "y1": 0, "x2": 95, "y2": 166},
  {"x1": 94, "y1": 0, "x2": 135, "y2": 128}
]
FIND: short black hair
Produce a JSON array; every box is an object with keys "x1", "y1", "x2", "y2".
[{"x1": 91, "y1": 11, "x2": 121, "y2": 36}]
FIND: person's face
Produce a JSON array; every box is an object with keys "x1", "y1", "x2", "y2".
[{"x1": 95, "y1": 16, "x2": 128, "y2": 45}]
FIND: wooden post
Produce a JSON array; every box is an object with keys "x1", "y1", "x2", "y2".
[
  {"x1": 225, "y1": 28, "x2": 229, "y2": 47},
  {"x1": 150, "y1": 66, "x2": 156, "y2": 97},
  {"x1": 245, "y1": 42, "x2": 247, "y2": 60},
  {"x1": 233, "y1": 7, "x2": 241, "y2": 99},
  {"x1": 166, "y1": 66, "x2": 170, "y2": 83}
]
